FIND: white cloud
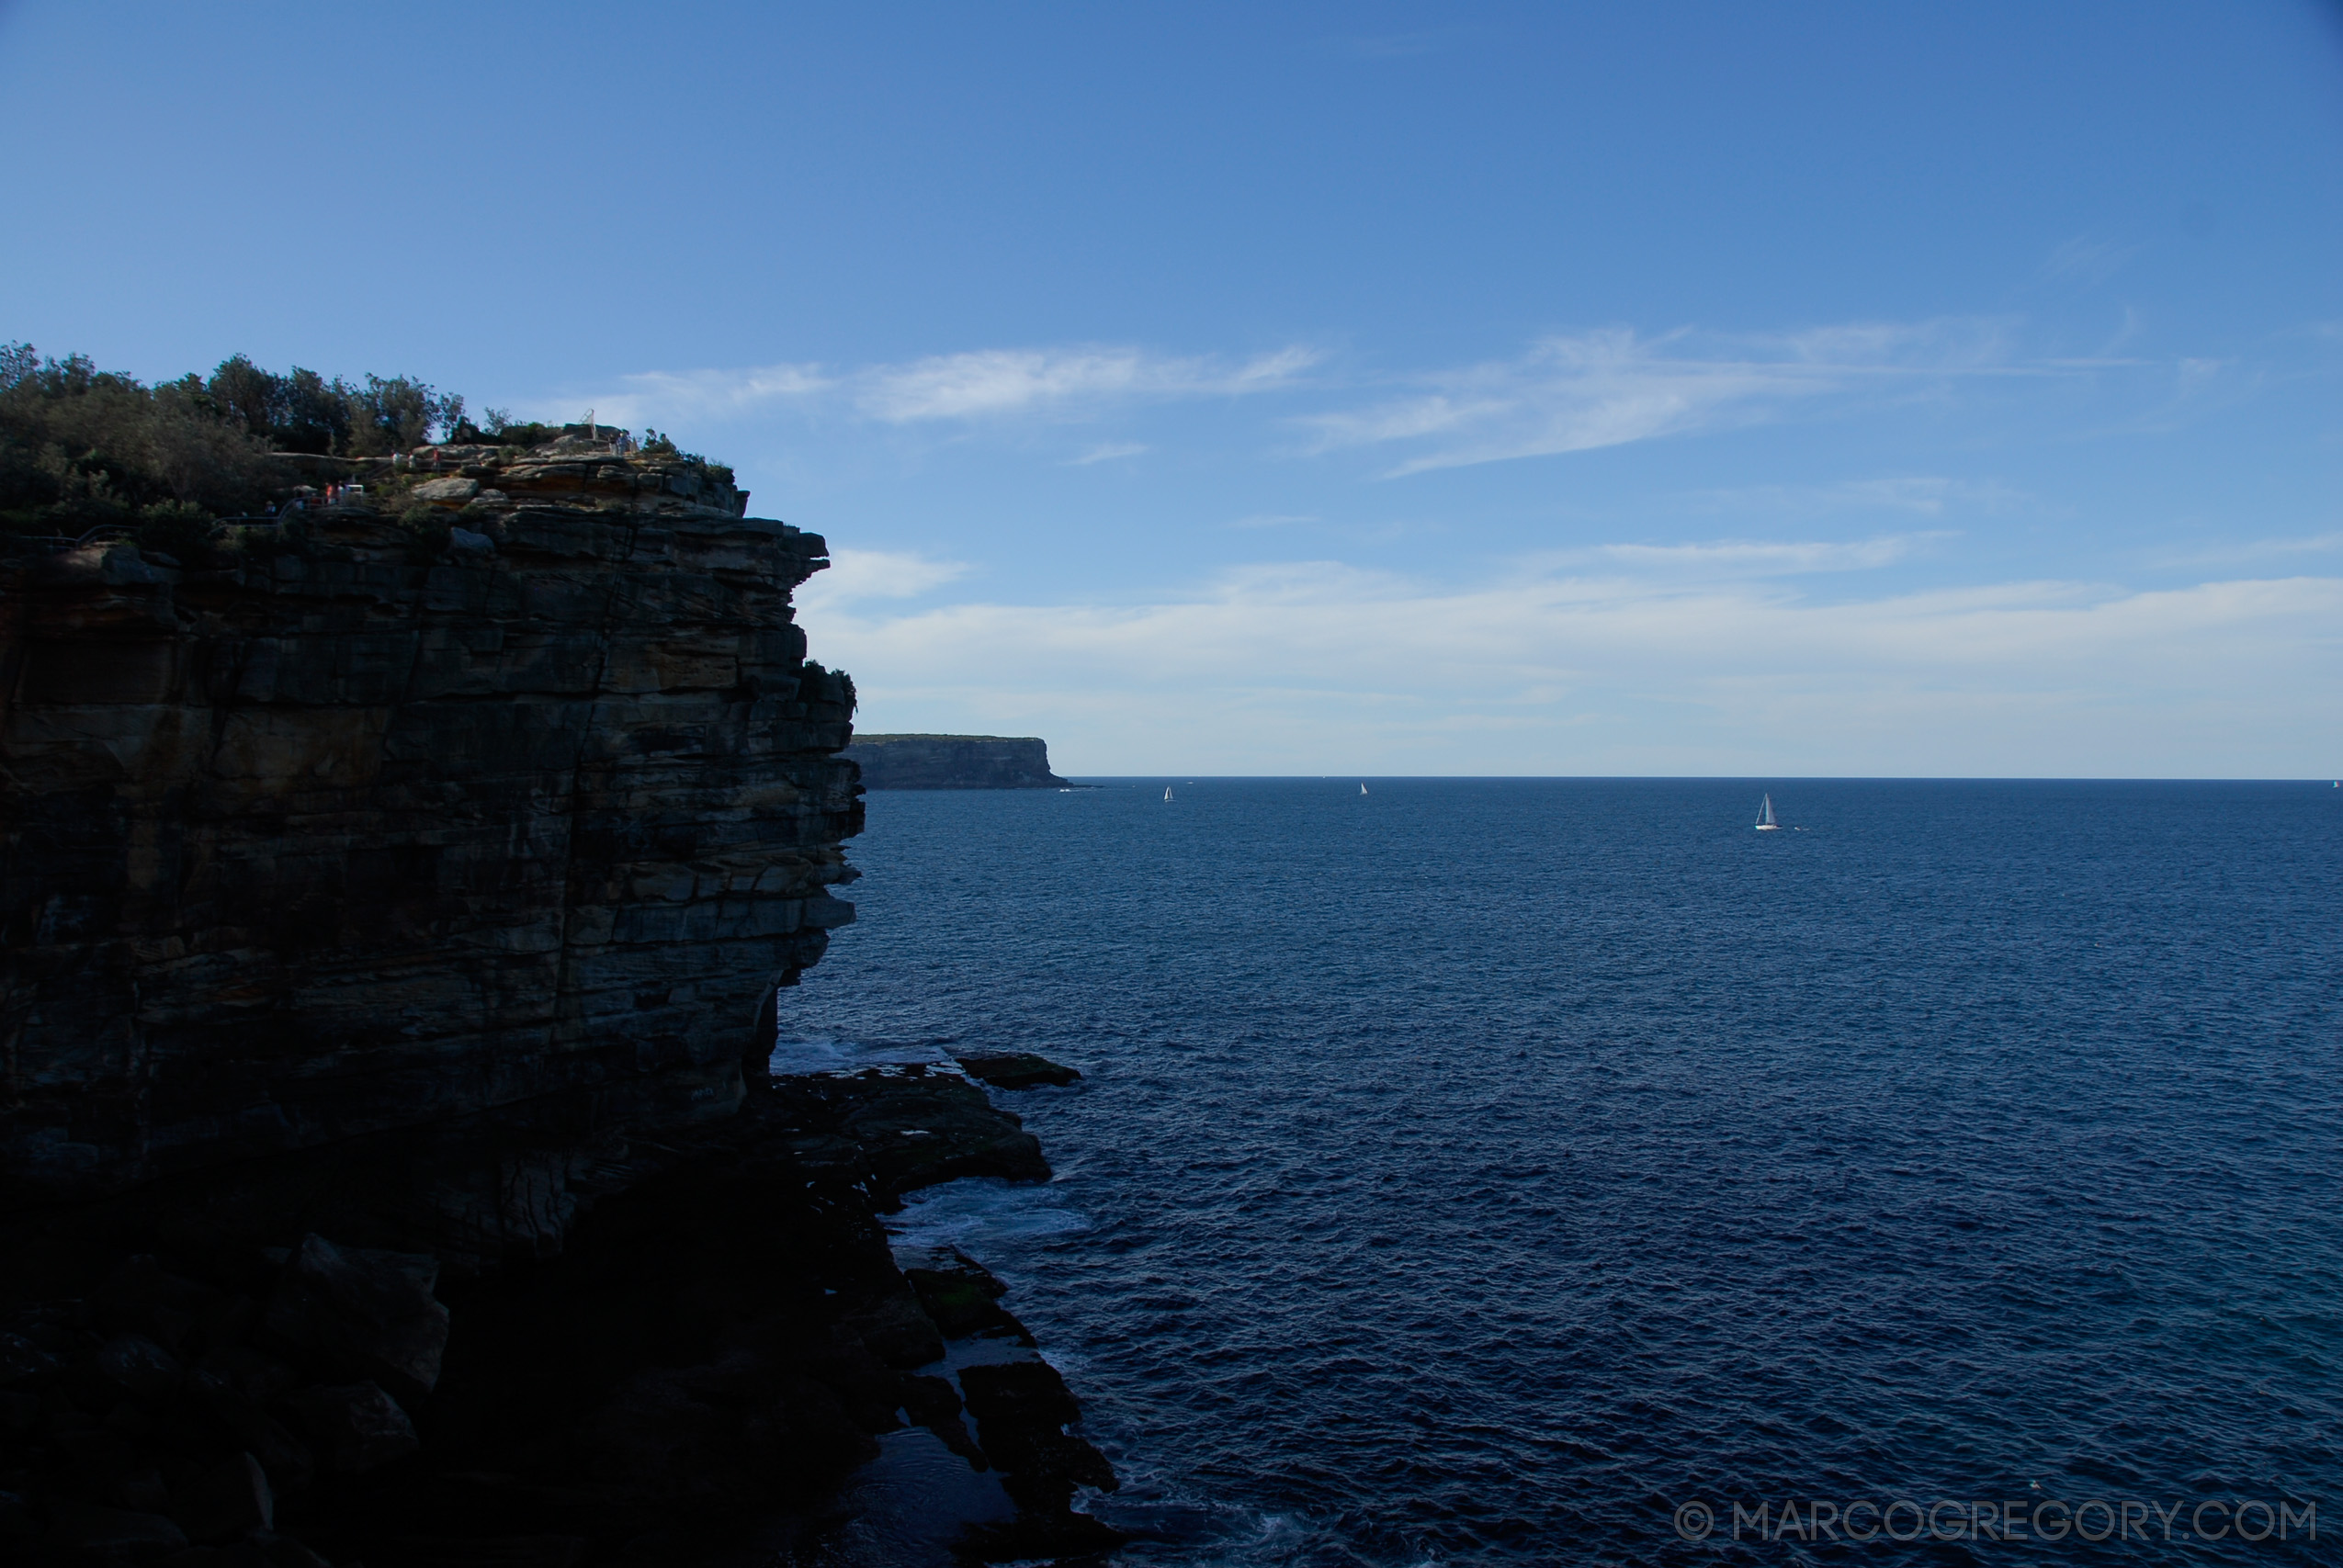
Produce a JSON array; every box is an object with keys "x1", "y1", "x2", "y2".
[
  {"x1": 858, "y1": 349, "x2": 1147, "y2": 421},
  {"x1": 1304, "y1": 321, "x2": 2033, "y2": 477},
  {"x1": 2151, "y1": 531, "x2": 2343, "y2": 568},
  {"x1": 556, "y1": 363, "x2": 831, "y2": 429},
  {"x1": 551, "y1": 313, "x2": 2184, "y2": 479},
  {"x1": 1534, "y1": 534, "x2": 1949, "y2": 576},
  {"x1": 793, "y1": 547, "x2": 969, "y2": 614},
  {"x1": 1677, "y1": 477, "x2": 2022, "y2": 518},
  {"x1": 555, "y1": 344, "x2": 1317, "y2": 437},
  {"x1": 856, "y1": 344, "x2": 1315, "y2": 422},
  {"x1": 540, "y1": 312, "x2": 2249, "y2": 494},
  {"x1": 1065, "y1": 442, "x2": 1149, "y2": 466},
  {"x1": 806, "y1": 556, "x2": 2343, "y2": 776}
]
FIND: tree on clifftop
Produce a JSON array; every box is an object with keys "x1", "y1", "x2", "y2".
[
  {"x1": 0, "y1": 343, "x2": 467, "y2": 539},
  {"x1": 201, "y1": 354, "x2": 462, "y2": 457}
]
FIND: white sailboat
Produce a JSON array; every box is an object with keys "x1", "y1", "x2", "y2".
[
  {"x1": 1360, "y1": 784, "x2": 1368, "y2": 795},
  {"x1": 1164, "y1": 786, "x2": 1173, "y2": 801},
  {"x1": 1754, "y1": 794, "x2": 1780, "y2": 831}
]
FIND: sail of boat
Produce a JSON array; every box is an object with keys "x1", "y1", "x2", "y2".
[
  {"x1": 1360, "y1": 784, "x2": 1368, "y2": 795},
  {"x1": 1164, "y1": 786, "x2": 1173, "y2": 801},
  {"x1": 1754, "y1": 794, "x2": 1779, "y2": 831}
]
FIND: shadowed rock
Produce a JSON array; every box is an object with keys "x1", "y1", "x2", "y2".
[
  {"x1": 42, "y1": 1501, "x2": 187, "y2": 1557},
  {"x1": 265, "y1": 1234, "x2": 449, "y2": 1403},
  {"x1": 954, "y1": 1051, "x2": 1081, "y2": 1089},
  {"x1": 901, "y1": 1247, "x2": 1020, "y2": 1340},
  {"x1": 282, "y1": 1381, "x2": 420, "y2": 1473},
  {"x1": 94, "y1": 1333, "x2": 182, "y2": 1401},
  {"x1": 173, "y1": 1450, "x2": 273, "y2": 1543}
]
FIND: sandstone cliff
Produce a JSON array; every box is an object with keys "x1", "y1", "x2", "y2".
[
  {"x1": 0, "y1": 427, "x2": 1128, "y2": 1565},
  {"x1": 843, "y1": 732, "x2": 1069, "y2": 789},
  {"x1": 0, "y1": 429, "x2": 861, "y2": 1234}
]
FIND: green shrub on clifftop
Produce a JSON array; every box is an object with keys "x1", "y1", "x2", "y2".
[{"x1": 0, "y1": 341, "x2": 468, "y2": 539}]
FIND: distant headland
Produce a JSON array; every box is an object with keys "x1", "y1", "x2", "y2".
[{"x1": 845, "y1": 732, "x2": 1073, "y2": 789}]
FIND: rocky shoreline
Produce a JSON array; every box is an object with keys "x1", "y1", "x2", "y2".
[{"x1": 0, "y1": 1054, "x2": 1119, "y2": 1566}]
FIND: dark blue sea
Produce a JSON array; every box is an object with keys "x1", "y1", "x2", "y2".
[{"x1": 773, "y1": 780, "x2": 2342, "y2": 1565}]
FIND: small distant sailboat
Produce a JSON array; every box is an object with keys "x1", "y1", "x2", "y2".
[
  {"x1": 1360, "y1": 783, "x2": 1368, "y2": 795},
  {"x1": 1164, "y1": 786, "x2": 1173, "y2": 801},
  {"x1": 1754, "y1": 794, "x2": 1781, "y2": 831}
]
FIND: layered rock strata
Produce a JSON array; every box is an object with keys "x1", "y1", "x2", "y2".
[
  {"x1": 0, "y1": 430, "x2": 859, "y2": 1237},
  {"x1": 0, "y1": 428, "x2": 1123, "y2": 1562},
  {"x1": 842, "y1": 734, "x2": 1069, "y2": 790}
]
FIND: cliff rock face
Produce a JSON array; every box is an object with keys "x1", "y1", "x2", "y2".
[
  {"x1": 0, "y1": 431, "x2": 1125, "y2": 1563},
  {"x1": 844, "y1": 732, "x2": 1067, "y2": 789},
  {"x1": 0, "y1": 432, "x2": 862, "y2": 1223}
]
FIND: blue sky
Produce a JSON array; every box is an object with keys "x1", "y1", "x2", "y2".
[{"x1": 5, "y1": 1, "x2": 2338, "y2": 774}]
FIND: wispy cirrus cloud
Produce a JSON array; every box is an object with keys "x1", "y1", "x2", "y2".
[
  {"x1": 1065, "y1": 442, "x2": 1149, "y2": 466},
  {"x1": 569, "y1": 344, "x2": 1318, "y2": 432},
  {"x1": 557, "y1": 311, "x2": 2240, "y2": 479},
  {"x1": 2149, "y1": 531, "x2": 2343, "y2": 569},
  {"x1": 1303, "y1": 321, "x2": 2030, "y2": 477},
  {"x1": 1676, "y1": 476, "x2": 2028, "y2": 519},
  {"x1": 572, "y1": 362, "x2": 831, "y2": 428},
  {"x1": 1530, "y1": 533, "x2": 1952, "y2": 577},
  {"x1": 859, "y1": 345, "x2": 1315, "y2": 421}
]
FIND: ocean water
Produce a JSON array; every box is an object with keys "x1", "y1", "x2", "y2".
[{"x1": 774, "y1": 780, "x2": 2342, "y2": 1565}]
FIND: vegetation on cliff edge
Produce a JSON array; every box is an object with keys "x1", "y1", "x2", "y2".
[{"x1": 0, "y1": 342, "x2": 467, "y2": 541}]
